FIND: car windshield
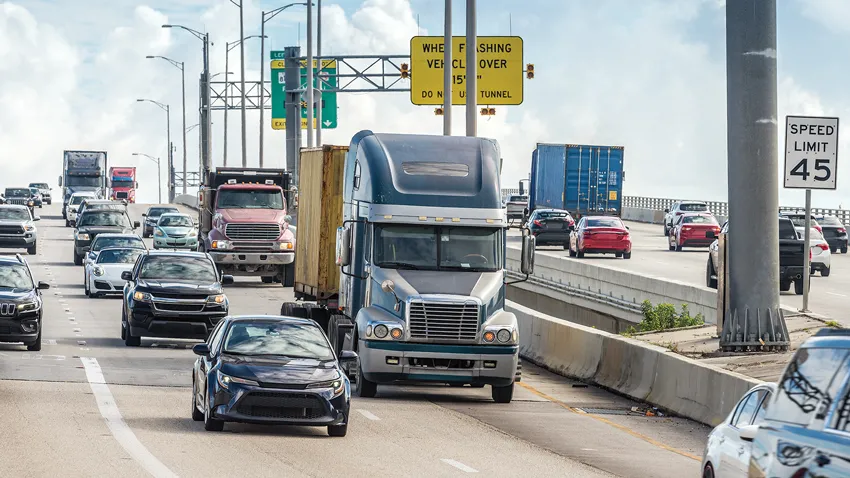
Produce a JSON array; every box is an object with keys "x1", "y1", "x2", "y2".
[
  {"x1": 96, "y1": 249, "x2": 142, "y2": 264},
  {"x1": 29, "y1": 183, "x2": 48, "y2": 189},
  {"x1": 92, "y1": 237, "x2": 144, "y2": 251},
  {"x1": 147, "y1": 207, "x2": 178, "y2": 217},
  {"x1": 217, "y1": 189, "x2": 284, "y2": 210},
  {"x1": 0, "y1": 263, "x2": 34, "y2": 290},
  {"x1": 139, "y1": 255, "x2": 217, "y2": 281},
  {"x1": 0, "y1": 209, "x2": 30, "y2": 221},
  {"x1": 683, "y1": 215, "x2": 717, "y2": 224},
  {"x1": 223, "y1": 321, "x2": 334, "y2": 360},
  {"x1": 537, "y1": 211, "x2": 571, "y2": 220},
  {"x1": 680, "y1": 203, "x2": 708, "y2": 212},
  {"x1": 29, "y1": 189, "x2": 39, "y2": 195},
  {"x1": 70, "y1": 195, "x2": 91, "y2": 205},
  {"x1": 5, "y1": 189, "x2": 30, "y2": 198},
  {"x1": 78, "y1": 211, "x2": 130, "y2": 228},
  {"x1": 818, "y1": 216, "x2": 844, "y2": 227},
  {"x1": 508, "y1": 195, "x2": 527, "y2": 203},
  {"x1": 779, "y1": 220, "x2": 798, "y2": 240},
  {"x1": 586, "y1": 218, "x2": 623, "y2": 228},
  {"x1": 768, "y1": 347, "x2": 850, "y2": 426},
  {"x1": 158, "y1": 215, "x2": 193, "y2": 227},
  {"x1": 374, "y1": 225, "x2": 503, "y2": 271}
]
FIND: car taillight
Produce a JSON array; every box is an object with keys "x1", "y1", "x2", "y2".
[
  {"x1": 682, "y1": 226, "x2": 692, "y2": 231},
  {"x1": 839, "y1": 228, "x2": 847, "y2": 234},
  {"x1": 533, "y1": 220, "x2": 542, "y2": 227},
  {"x1": 817, "y1": 243, "x2": 829, "y2": 251},
  {"x1": 810, "y1": 249, "x2": 813, "y2": 260}
]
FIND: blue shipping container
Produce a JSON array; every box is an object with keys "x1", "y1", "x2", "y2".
[{"x1": 528, "y1": 143, "x2": 624, "y2": 216}]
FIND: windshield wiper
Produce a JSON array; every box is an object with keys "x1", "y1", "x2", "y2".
[
  {"x1": 375, "y1": 261, "x2": 425, "y2": 270},
  {"x1": 439, "y1": 265, "x2": 496, "y2": 272}
]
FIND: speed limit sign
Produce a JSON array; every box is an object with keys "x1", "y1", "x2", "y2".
[{"x1": 784, "y1": 115, "x2": 839, "y2": 190}]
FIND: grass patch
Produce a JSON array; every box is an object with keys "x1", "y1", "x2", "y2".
[
  {"x1": 825, "y1": 320, "x2": 841, "y2": 328},
  {"x1": 623, "y1": 300, "x2": 705, "y2": 335}
]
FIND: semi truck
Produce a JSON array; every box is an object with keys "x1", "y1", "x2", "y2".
[
  {"x1": 59, "y1": 150, "x2": 107, "y2": 219},
  {"x1": 281, "y1": 132, "x2": 536, "y2": 403},
  {"x1": 527, "y1": 143, "x2": 625, "y2": 219},
  {"x1": 197, "y1": 167, "x2": 296, "y2": 284},
  {"x1": 109, "y1": 167, "x2": 137, "y2": 202}
]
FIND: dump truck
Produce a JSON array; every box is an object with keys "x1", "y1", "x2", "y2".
[{"x1": 281, "y1": 132, "x2": 536, "y2": 403}]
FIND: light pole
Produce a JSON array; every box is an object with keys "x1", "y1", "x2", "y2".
[
  {"x1": 162, "y1": 24, "x2": 210, "y2": 176},
  {"x1": 225, "y1": 0, "x2": 250, "y2": 166},
  {"x1": 225, "y1": 36, "x2": 265, "y2": 167},
  {"x1": 260, "y1": 2, "x2": 311, "y2": 167},
  {"x1": 137, "y1": 99, "x2": 172, "y2": 202},
  {"x1": 132, "y1": 153, "x2": 161, "y2": 203},
  {"x1": 146, "y1": 55, "x2": 187, "y2": 195}
]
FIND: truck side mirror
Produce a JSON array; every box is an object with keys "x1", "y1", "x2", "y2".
[
  {"x1": 335, "y1": 226, "x2": 351, "y2": 267},
  {"x1": 58, "y1": 176, "x2": 63, "y2": 187},
  {"x1": 284, "y1": 215, "x2": 292, "y2": 224},
  {"x1": 521, "y1": 228, "x2": 535, "y2": 275}
]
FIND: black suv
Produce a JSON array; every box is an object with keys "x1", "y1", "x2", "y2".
[
  {"x1": 121, "y1": 251, "x2": 233, "y2": 346},
  {"x1": 0, "y1": 255, "x2": 49, "y2": 351},
  {"x1": 74, "y1": 209, "x2": 139, "y2": 265}
]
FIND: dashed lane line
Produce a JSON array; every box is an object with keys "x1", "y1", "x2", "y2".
[
  {"x1": 356, "y1": 409, "x2": 381, "y2": 421},
  {"x1": 440, "y1": 459, "x2": 478, "y2": 473},
  {"x1": 80, "y1": 357, "x2": 178, "y2": 478}
]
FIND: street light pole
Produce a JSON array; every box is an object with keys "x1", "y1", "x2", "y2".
[
  {"x1": 225, "y1": 36, "x2": 264, "y2": 168},
  {"x1": 465, "y1": 0, "x2": 477, "y2": 137},
  {"x1": 133, "y1": 153, "x2": 162, "y2": 203},
  {"x1": 137, "y1": 99, "x2": 171, "y2": 201},
  {"x1": 306, "y1": 0, "x2": 314, "y2": 147},
  {"x1": 146, "y1": 55, "x2": 188, "y2": 196}
]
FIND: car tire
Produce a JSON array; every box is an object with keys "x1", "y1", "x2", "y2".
[
  {"x1": 124, "y1": 318, "x2": 141, "y2": 346},
  {"x1": 822, "y1": 266, "x2": 831, "y2": 277},
  {"x1": 26, "y1": 329, "x2": 42, "y2": 352},
  {"x1": 260, "y1": 276, "x2": 274, "y2": 284},
  {"x1": 327, "y1": 424, "x2": 348, "y2": 437},
  {"x1": 702, "y1": 463, "x2": 715, "y2": 478},
  {"x1": 675, "y1": 244, "x2": 683, "y2": 252},
  {"x1": 794, "y1": 279, "x2": 808, "y2": 295},
  {"x1": 491, "y1": 383, "x2": 514, "y2": 403},
  {"x1": 191, "y1": 379, "x2": 204, "y2": 422},
  {"x1": 65, "y1": 220, "x2": 71, "y2": 227},
  {"x1": 568, "y1": 243, "x2": 576, "y2": 257},
  {"x1": 73, "y1": 251, "x2": 83, "y2": 266},
  {"x1": 576, "y1": 249, "x2": 585, "y2": 258},
  {"x1": 831, "y1": 246, "x2": 837, "y2": 253},
  {"x1": 663, "y1": 225, "x2": 669, "y2": 236},
  {"x1": 623, "y1": 251, "x2": 632, "y2": 260},
  {"x1": 27, "y1": 242, "x2": 37, "y2": 255},
  {"x1": 203, "y1": 391, "x2": 225, "y2": 432},
  {"x1": 842, "y1": 246, "x2": 848, "y2": 254},
  {"x1": 706, "y1": 259, "x2": 718, "y2": 289},
  {"x1": 354, "y1": 359, "x2": 378, "y2": 398},
  {"x1": 85, "y1": 280, "x2": 91, "y2": 297}
]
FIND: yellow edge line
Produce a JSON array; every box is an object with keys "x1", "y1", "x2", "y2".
[{"x1": 517, "y1": 382, "x2": 701, "y2": 462}]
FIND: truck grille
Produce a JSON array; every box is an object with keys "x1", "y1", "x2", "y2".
[
  {"x1": 0, "y1": 225, "x2": 24, "y2": 235},
  {"x1": 116, "y1": 192, "x2": 128, "y2": 199},
  {"x1": 408, "y1": 300, "x2": 480, "y2": 342},
  {"x1": 225, "y1": 223, "x2": 280, "y2": 240}
]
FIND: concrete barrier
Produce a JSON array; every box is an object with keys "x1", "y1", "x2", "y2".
[
  {"x1": 509, "y1": 300, "x2": 761, "y2": 426},
  {"x1": 174, "y1": 194, "x2": 198, "y2": 210},
  {"x1": 506, "y1": 245, "x2": 718, "y2": 324},
  {"x1": 622, "y1": 207, "x2": 727, "y2": 225}
]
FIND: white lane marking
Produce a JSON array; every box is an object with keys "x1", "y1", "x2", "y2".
[
  {"x1": 440, "y1": 459, "x2": 478, "y2": 473},
  {"x1": 80, "y1": 357, "x2": 178, "y2": 478},
  {"x1": 356, "y1": 409, "x2": 381, "y2": 421},
  {"x1": 826, "y1": 291, "x2": 847, "y2": 297},
  {"x1": 45, "y1": 339, "x2": 57, "y2": 345}
]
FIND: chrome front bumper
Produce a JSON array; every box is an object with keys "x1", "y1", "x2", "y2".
[{"x1": 209, "y1": 251, "x2": 294, "y2": 265}]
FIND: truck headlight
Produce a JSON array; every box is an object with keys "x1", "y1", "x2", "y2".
[
  {"x1": 274, "y1": 241, "x2": 294, "y2": 251},
  {"x1": 374, "y1": 324, "x2": 389, "y2": 338},
  {"x1": 133, "y1": 291, "x2": 151, "y2": 302},
  {"x1": 93, "y1": 266, "x2": 105, "y2": 277},
  {"x1": 76, "y1": 233, "x2": 90, "y2": 241},
  {"x1": 496, "y1": 329, "x2": 512, "y2": 343},
  {"x1": 210, "y1": 240, "x2": 231, "y2": 250}
]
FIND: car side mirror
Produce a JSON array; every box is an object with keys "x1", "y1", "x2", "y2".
[
  {"x1": 738, "y1": 424, "x2": 759, "y2": 442},
  {"x1": 37, "y1": 281, "x2": 50, "y2": 290},
  {"x1": 192, "y1": 343, "x2": 211, "y2": 356},
  {"x1": 664, "y1": 208, "x2": 670, "y2": 213},
  {"x1": 221, "y1": 275, "x2": 234, "y2": 285},
  {"x1": 705, "y1": 230, "x2": 717, "y2": 239},
  {"x1": 142, "y1": 213, "x2": 147, "y2": 217},
  {"x1": 33, "y1": 216, "x2": 40, "y2": 222},
  {"x1": 121, "y1": 271, "x2": 133, "y2": 281},
  {"x1": 133, "y1": 221, "x2": 141, "y2": 228},
  {"x1": 339, "y1": 350, "x2": 358, "y2": 363},
  {"x1": 335, "y1": 226, "x2": 351, "y2": 267},
  {"x1": 521, "y1": 228, "x2": 535, "y2": 275}
]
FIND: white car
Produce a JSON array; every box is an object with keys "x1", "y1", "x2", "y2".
[
  {"x1": 65, "y1": 192, "x2": 98, "y2": 227},
  {"x1": 795, "y1": 226, "x2": 831, "y2": 276},
  {"x1": 84, "y1": 247, "x2": 144, "y2": 298},
  {"x1": 663, "y1": 201, "x2": 710, "y2": 236},
  {"x1": 701, "y1": 383, "x2": 776, "y2": 478}
]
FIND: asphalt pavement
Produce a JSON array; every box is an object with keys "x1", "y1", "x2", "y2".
[{"x1": 0, "y1": 203, "x2": 711, "y2": 478}]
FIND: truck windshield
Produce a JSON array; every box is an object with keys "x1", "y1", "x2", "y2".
[
  {"x1": 217, "y1": 189, "x2": 283, "y2": 210},
  {"x1": 66, "y1": 176, "x2": 101, "y2": 187},
  {"x1": 70, "y1": 195, "x2": 92, "y2": 205},
  {"x1": 374, "y1": 225, "x2": 502, "y2": 272},
  {"x1": 112, "y1": 178, "x2": 134, "y2": 184}
]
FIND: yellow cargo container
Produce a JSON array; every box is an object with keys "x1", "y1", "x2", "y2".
[{"x1": 294, "y1": 145, "x2": 348, "y2": 301}]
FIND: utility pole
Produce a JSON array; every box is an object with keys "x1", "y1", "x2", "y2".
[
  {"x1": 465, "y1": 0, "x2": 477, "y2": 137},
  {"x1": 239, "y1": 3, "x2": 248, "y2": 167},
  {"x1": 722, "y1": 0, "x2": 787, "y2": 351},
  {"x1": 224, "y1": 44, "x2": 232, "y2": 167},
  {"x1": 284, "y1": 46, "x2": 302, "y2": 185},
  {"x1": 306, "y1": 1, "x2": 315, "y2": 147},
  {"x1": 202, "y1": 33, "x2": 211, "y2": 176},
  {"x1": 316, "y1": 0, "x2": 323, "y2": 146},
  {"x1": 443, "y1": 0, "x2": 452, "y2": 135}
]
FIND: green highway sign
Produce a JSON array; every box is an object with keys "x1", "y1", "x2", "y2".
[{"x1": 270, "y1": 54, "x2": 338, "y2": 130}]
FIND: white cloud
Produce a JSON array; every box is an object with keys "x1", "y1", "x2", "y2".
[{"x1": 798, "y1": 0, "x2": 850, "y2": 34}]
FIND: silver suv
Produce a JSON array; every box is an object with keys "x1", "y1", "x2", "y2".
[{"x1": 0, "y1": 205, "x2": 39, "y2": 255}]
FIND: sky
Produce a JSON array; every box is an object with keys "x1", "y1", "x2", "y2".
[{"x1": 1, "y1": 0, "x2": 849, "y2": 208}]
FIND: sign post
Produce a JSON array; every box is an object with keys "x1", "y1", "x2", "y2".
[
  {"x1": 271, "y1": 54, "x2": 338, "y2": 130},
  {"x1": 783, "y1": 115, "x2": 839, "y2": 312}
]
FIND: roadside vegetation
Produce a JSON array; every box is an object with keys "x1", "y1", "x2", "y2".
[{"x1": 623, "y1": 300, "x2": 705, "y2": 335}]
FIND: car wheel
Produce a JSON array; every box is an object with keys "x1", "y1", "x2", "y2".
[
  {"x1": 203, "y1": 390, "x2": 224, "y2": 432},
  {"x1": 663, "y1": 225, "x2": 669, "y2": 236},
  {"x1": 576, "y1": 247, "x2": 585, "y2": 258},
  {"x1": 706, "y1": 259, "x2": 718, "y2": 289},
  {"x1": 27, "y1": 242, "x2": 37, "y2": 255},
  {"x1": 327, "y1": 424, "x2": 348, "y2": 437},
  {"x1": 491, "y1": 383, "x2": 514, "y2": 403},
  {"x1": 124, "y1": 317, "x2": 141, "y2": 347},
  {"x1": 675, "y1": 244, "x2": 683, "y2": 252},
  {"x1": 260, "y1": 276, "x2": 274, "y2": 284},
  {"x1": 794, "y1": 279, "x2": 808, "y2": 295},
  {"x1": 623, "y1": 251, "x2": 632, "y2": 260},
  {"x1": 354, "y1": 359, "x2": 378, "y2": 398},
  {"x1": 842, "y1": 246, "x2": 848, "y2": 254},
  {"x1": 568, "y1": 247, "x2": 576, "y2": 257},
  {"x1": 73, "y1": 251, "x2": 83, "y2": 266},
  {"x1": 831, "y1": 246, "x2": 837, "y2": 253},
  {"x1": 822, "y1": 266, "x2": 831, "y2": 277},
  {"x1": 26, "y1": 328, "x2": 42, "y2": 352},
  {"x1": 191, "y1": 378, "x2": 204, "y2": 421},
  {"x1": 84, "y1": 278, "x2": 90, "y2": 297},
  {"x1": 65, "y1": 220, "x2": 71, "y2": 227},
  {"x1": 702, "y1": 463, "x2": 715, "y2": 478}
]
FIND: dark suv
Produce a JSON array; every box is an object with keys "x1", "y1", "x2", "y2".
[
  {"x1": 0, "y1": 255, "x2": 50, "y2": 351},
  {"x1": 121, "y1": 251, "x2": 233, "y2": 346},
  {"x1": 74, "y1": 209, "x2": 139, "y2": 265}
]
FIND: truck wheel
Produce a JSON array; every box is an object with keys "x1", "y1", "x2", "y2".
[
  {"x1": 822, "y1": 266, "x2": 831, "y2": 277},
  {"x1": 706, "y1": 259, "x2": 717, "y2": 289},
  {"x1": 309, "y1": 307, "x2": 331, "y2": 332},
  {"x1": 491, "y1": 383, "x2": 514, "y2": 403},
  {"x1": 73, "y1": 251, "x2": 83, "y2": 266},
  {"x1": 780, "y1": 280, "x2": 791, "y2": 292},
  {"x1": 794, "y1": 280, "x2": 809, "y2": 295},
  {"x1": 281, "y1": 263, "x2": 295, "y2": 288},
  {"x1": 355, "y1": 361, "x2": 378, "y2": 398},
  {"x1": 280, "y1": 302, "x2": 299, "y2": 316},
  {"x1": 260, "y1": 276, "x2": 274, "y2": 284},
  {"x1": 27, "y1": 242, "x2": 37, "y2": 255},
  {"x1": 328, "y1": 314, "x2": 352, "y2": 354}
]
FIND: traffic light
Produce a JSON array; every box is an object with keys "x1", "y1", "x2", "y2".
[
  {"x1": 434, "y1": 107, "x2": 444, "y2": 116},
  {"x1": 526, "y1": 63, "x2": 534, "y2": 79},
  {"x1": 400, "y1": 63, "x2": 410, "y2": 79}
]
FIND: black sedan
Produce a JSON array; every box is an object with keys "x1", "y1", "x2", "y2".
[
  {"x1": 74, "y1": 209, "x2": 139, "y2": 265},
  {"x1": 816, "y1": 214, "x2": 848, "y2": 253},
  {"x1": 526, "y1": 208, "x2": 575, "y2": 248},
  {"x1": 191, "y1": 316, "x2": 357, "y2": 436},
  {"x1": 121, "y1": 251, "x2": 232, "y2": 346}
]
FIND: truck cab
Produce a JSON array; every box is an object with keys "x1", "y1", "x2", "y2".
[
  {"x1": 109, "y1": 167, "x2": 137, "y2": 203},
  {"x1": 199, "y1": 168, "x2": 295, "y2": 283}
]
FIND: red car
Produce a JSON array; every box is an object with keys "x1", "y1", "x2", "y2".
[
  {"x1": 668, "y1": 213, "x2": 720, "y2": 251},
  {"x1": 569, "y1": 216, "x2": 631, "y2": 259}
]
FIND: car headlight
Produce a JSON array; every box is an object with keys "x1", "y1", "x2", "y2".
[
  {"x1": 133, "y1": 291, "x2": 151, "y2": 302},
  {"x1": 76, "y1": 233, "x2": 90, "y2": 240},
  {"x1": 306, "y1": 377, "x2": 345, "y2": 397},
  {"x1": 24, "y1": 225, "x2": 35, "y2": 232},
  {"x1": 27, "y1": 201, "x2": 33, "y2": 206},
  {"x1": 154, "y1": 229, "x2": 165, "y2": 237},
  {"x1": 93, "y1": 266, "x2": 105, "y2": 277},
  {"x1": 210, "y1": 240, "x2": 231, "y2": 250},
  {"x1": 217, "y1": 371, "x2": 258, "y2": 390},
  {"x1": 207, "y1": 294, "x2": 226, "y2": 304},
  {"x1": 18, "y1": 299, "x2": 41, "y2": 312}
]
